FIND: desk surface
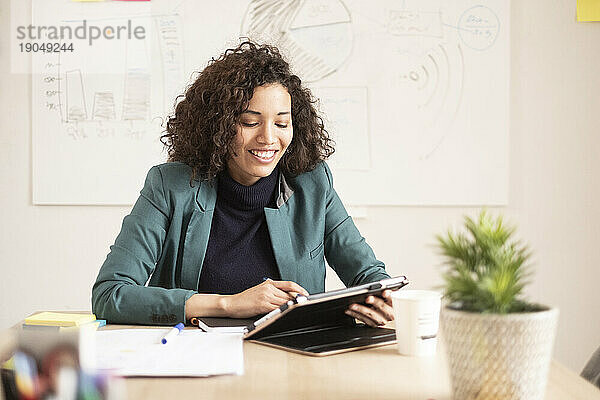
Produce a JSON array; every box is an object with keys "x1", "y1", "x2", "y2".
[
  {"x1": 4, "y1": 320, "x2": 600, "y2": 400},
  {"x1": 110, "y1": 325, "x2": 600, "y2": 400}
]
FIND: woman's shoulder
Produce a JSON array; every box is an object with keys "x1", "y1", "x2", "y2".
[
  {"x1": 290, "y1": 161, "x2": 334, "y2": 191},
  {"x1": 145, "y1": 161, "x2": 199, "y2": 193}
]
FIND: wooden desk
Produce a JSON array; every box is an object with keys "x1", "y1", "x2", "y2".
[
  {"x1": 121, "y1": 330, "x2": 600, "y2": 400},
  {"x1": 4, "y1": 321, "x2": 600, "y2": 400}
]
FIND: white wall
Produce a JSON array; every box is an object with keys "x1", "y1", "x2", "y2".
[{"x1": 1, "y1": 0, "x2": 599, "y2": 373}]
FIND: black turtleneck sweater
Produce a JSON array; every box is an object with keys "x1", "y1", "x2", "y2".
[{"x1": 197, "y1": 167, "x2": 281, "y2": 295}]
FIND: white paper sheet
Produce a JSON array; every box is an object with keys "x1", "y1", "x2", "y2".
[{"x1": 95, "y1": 329, "x2": 244, "y2": 377}]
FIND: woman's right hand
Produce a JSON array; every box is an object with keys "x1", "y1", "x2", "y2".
[{"x1": 223, "y1": 279, "x2": 309, "y2": 318}]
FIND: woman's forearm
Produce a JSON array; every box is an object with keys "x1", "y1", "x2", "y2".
[
  {"x1": 184, "y1": 293, "x2": 230, "y2": 319},
  {"x1": 185, "y1": 280, "x2": 309, "y2": 320},
  {"x1": 92, "y1": 282, "x2": 196, "y2": 325}
]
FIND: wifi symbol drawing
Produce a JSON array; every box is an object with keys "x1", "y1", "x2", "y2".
[{"x1": 391, "y1": 42, "x2": 465, "y2": 160}]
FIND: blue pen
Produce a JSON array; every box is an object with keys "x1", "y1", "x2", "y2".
[{"x1": 161, "y1": 323, "x2": 184, "y2": 344}]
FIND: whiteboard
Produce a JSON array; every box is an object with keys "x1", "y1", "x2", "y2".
[{"x1": 32, "y1": 0, "x2": 508, "y2": 206}]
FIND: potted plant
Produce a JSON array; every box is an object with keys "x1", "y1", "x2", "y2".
[{"x1": 436, "y1": 211, "x2": 559, "y2": 400}]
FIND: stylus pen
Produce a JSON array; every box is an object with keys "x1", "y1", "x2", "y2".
[
  {"x1": 253, "y1": 307, "x2": 282, "y2": 326},
  {"x1": 253, "y1": 298, "x2": 295, "y2": 327},
  {"x1": 161, "y1": 322, "x2": 184, "y2": 344}
]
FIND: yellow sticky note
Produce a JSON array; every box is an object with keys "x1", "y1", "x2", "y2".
[
  {"x1": 577, "y1": 0, "x2": 600, "y2": 21},
  {"x1": 60, "y1": 320, "x2": 103, "y2": 332},
  {"x1": 2, "y1": 357, "x2": 14, "y2": 370},
  {"x1": 25, "y1": 312, "x2": 96, "y2": 327}
]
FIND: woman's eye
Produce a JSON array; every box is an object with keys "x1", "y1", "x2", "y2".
[
  {"x1": 241, "y1": 122, "x2": 258, "y2": 127},
  {"x1": 276, "y1": 123, "x2": 288, "y2": 128}
]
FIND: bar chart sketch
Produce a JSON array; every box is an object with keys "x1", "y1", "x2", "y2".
[{"x1": 65, "y1": 70, "x2": 87, "y2": 122}]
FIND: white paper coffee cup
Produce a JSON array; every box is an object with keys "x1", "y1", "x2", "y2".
[{"x1": 391, "y1": 290, "x2": 441, "y2": 356}]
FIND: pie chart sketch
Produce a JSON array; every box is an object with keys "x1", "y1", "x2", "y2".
[{"x1": 241, "y1": 0, "x2": 354, "y2": 82}]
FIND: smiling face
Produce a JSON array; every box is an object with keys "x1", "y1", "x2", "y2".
[{"x1": 227, "y1": 83, "x2": 293, "y2": 186}]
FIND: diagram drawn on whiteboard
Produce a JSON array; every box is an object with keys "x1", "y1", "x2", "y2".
[
  {"x1": 39, "y1": 10, "x2": 185, "y2": 142},
  {"x1": 241, "y1": 0, "x2": 354, "y2": 83},
  {"x1": 457, "y1": 5, "x2": 500, "y2": 51},
  {"x1": 349, "y1": 3, "x2": 501, "y2": 160}
]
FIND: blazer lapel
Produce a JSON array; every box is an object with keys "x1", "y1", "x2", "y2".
[
  {"x1": 266, "y1": 172, "x2": 297, "y2": 283},
  {"x1": 264, "y1": 206, "x2": 297, "y2": 283},
  {"x1": 180, "y1": 180, "x2": 217, "y2": 290}
]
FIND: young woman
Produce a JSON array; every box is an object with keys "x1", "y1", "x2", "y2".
[{"x1": 92, "y1": 41, "x2": 394, "y2": 327}]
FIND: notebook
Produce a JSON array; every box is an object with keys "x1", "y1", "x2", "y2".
[{"x1": 190, "y1": 317, "x2": 255, "y2": 333}]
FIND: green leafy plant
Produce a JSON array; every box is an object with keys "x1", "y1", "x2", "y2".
[{"x1": 436, "y1": 210, "x2": 542, "y2": 314}]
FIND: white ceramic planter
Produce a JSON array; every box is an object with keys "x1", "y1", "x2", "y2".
[{"x1": 441, "y1": 307, "x2": 559, "y2": 400}]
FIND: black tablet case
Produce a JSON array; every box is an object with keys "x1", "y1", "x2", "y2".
[{"x1": 243, "y1": 276, "x2": 409, "y2": 356}]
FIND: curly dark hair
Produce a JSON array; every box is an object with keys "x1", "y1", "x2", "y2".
[{"x1": 160, "y1": 40, "x2": 335, "y2": 183}]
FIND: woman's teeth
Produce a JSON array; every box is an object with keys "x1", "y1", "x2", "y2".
[{"x1": 249, "y1": 150, "x2": 276, "y2": 159}]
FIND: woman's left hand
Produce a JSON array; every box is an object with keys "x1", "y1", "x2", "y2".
[{"x1": 345, "y1": 289, "x2": 394, "y2": 327}]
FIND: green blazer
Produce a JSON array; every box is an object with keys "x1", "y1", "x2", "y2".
[{"x1": 92, "y1": 161, "x2": 389, "y2": 325}]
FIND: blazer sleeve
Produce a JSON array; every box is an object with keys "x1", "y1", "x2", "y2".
[
  {"x1": 91, "y1": 166, "x2": 196, "y2": 325},
  {"x1": 321, "y1": 163, "x2": 391, "y2": 287}
]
